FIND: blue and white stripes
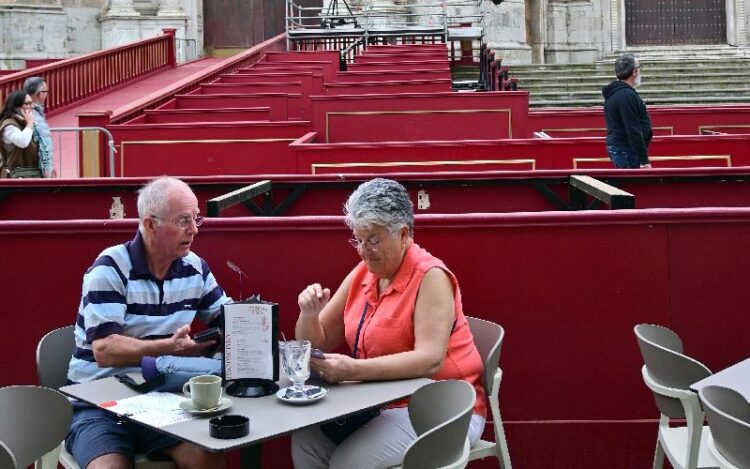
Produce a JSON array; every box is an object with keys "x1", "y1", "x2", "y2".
[{"x1": 68, "y1": 234, "x2": 230, "y2": 383}]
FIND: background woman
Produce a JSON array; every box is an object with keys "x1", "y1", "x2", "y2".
[
  {"x1": 0, "y1": 90, "x2": 40, "y2": 178},
  {"x1": 292, "y1": 177, "x2": 487, "y2": 469}
]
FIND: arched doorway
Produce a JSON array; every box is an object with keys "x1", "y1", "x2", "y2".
[{"x1": 625, "y1": 0, "x2": 726, "y2": 45}]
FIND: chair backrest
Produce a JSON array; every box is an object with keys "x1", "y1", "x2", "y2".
[
  {"x1": 699, "y1": 385, "x2": 750, "y2": 469},
  {"x1": 0, "y1": 440, "x2": 17, "y2": 469},
  {"x1": 634, "y1": 324, "x2": 711, "y2": 417},
  {"x1": 36, "y1": 326, "x2": 75, "y2": 390},
  {"x1": 402, "y1": 380, "x2": 476, "y2": 469},
  {"x1": 0, "y1": 386, "x2": 73, "y2": 469},
  {"x1": 466, "y1": 316, "x2": 504, "y2": 398}
]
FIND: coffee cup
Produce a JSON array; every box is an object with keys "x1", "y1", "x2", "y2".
[{"x1": 183, "y1": 375, "x2": 222, "y2": 410}]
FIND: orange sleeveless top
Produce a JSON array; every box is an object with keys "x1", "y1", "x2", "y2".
[{"x1": 343, "y1": 243, "x2": 487, "y2": 417}]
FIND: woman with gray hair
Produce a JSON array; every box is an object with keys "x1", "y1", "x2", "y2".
[{"x1": 292, "y1": 178, "x2": 487, "y2": 469}]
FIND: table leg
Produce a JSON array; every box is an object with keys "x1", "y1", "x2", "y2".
[{"x1": 240, "y1": 444, "x2": 261, "y2": 469}]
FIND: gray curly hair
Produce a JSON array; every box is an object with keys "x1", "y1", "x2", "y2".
[{"x1": 344, "y1": 178, "x2": 414, "y2": 236}]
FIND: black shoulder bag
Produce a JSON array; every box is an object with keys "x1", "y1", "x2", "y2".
[{"x1": 320, "y1": 303, "x2": 381, "y2": 444}]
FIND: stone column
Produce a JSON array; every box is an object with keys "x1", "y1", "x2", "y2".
[
  {"x1": 157, "y1": 0, "x2": 185, "y2": 16},
  {"x1": 106, "y1": 0, "x2": 140, "y2": 16},
  {"x1": 0, "y1": 0, "x2": 65, "y2": 69}
]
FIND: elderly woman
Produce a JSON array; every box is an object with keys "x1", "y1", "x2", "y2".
[
  {"x1": 0, "y1": 90, "x2": 40, "y2": 178},
  {"x1": 292, "y1": 178, "x2": 487, "y2": 469}
]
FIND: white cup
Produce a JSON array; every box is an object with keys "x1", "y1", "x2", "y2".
[{"x1": 182, "y1": 375, "x2": 222, "y2": 410}]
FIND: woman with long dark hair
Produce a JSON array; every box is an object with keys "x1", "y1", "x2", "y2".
[{"x1": 0, "y1": 90, "x2": 40, "y2": 178}]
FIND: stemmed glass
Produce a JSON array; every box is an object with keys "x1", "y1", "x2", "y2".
[{"x1": 282, "y1": 339, "x2": 311, "y2": 398}]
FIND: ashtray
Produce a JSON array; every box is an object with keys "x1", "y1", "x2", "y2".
[{"x1": 209, "y1": 414, "x2": 249, "y2": 439}]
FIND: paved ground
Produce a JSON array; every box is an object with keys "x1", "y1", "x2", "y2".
[{"x1": 47, "y1": 57, "x2": 226, "y2": 177}]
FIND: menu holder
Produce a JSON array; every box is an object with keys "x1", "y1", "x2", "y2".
[{"x1": 221, "y1": 295, "x2": 280, "y2": 398}]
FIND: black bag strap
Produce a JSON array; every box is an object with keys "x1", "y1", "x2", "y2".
[{"x1": 115, "y1": 373, "x2": 165, "y2": 393}]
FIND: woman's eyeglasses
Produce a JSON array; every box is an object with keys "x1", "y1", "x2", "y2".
[
  {"x1": 21, "y1": 101, "x2": 33, "y2": 107},
  {"x1": 348, "y1": 234, "x2": 386, "y2": 251}
]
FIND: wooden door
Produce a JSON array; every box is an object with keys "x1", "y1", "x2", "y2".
[
  {"x1": 204, "y1": 0, "x2": 322, "y2": 50},
  {"x1": 626, "y1": 0, "x2": 726, "y2": 45}
]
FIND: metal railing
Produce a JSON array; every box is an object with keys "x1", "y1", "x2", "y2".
[
  {"x1": 286, "y1": 0, "x2": 486, "y2": 61},
  {"x1": 50, "y1": 127, "x2": 116, "y2": 178}
]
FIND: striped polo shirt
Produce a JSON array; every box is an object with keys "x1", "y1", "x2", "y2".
[{"x1": 67, "y1": 231, "x2": 231, "y2": 384}]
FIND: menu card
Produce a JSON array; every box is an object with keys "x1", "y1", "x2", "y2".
[{"x1": 222, "y1": 295, "x2": 279, "y2": 382}]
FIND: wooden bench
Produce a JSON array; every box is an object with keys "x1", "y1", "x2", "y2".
[
  {"x1": 309, "y1": 91, "x2": 531, "y2": 143},
  {"x1": 131, "y1": 107, "x2": 272, "y2": 124}
]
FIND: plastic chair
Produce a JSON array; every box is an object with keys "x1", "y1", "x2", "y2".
[
  {"x1": 0, "y1": 440, "x2": 17, "y2": 469},
  {"x1": 698, "y1": 385, "x2": 750, "y2": 469},
  {"x1": 0, "y1": 386, "x2": 72, "y2": 469},
  {"x1": 466, "y1": 316, "x2": 512, "y2": 468},
  {"x1": 392, "y1": 379, "x2": 476, "y2": 469},
  {"x1": 634, "y1": 324, "x2": 715, "y2": 469},
  {"x1": 36, "y1": 326, "x2": 174, "y2": 469}
]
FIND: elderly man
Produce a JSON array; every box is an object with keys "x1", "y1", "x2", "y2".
[
  {"x1": 65, "y1": 177, "x2": 229, "y2": 469},
  {"x1": 602, "y1": 53, "x2": 653, "y2": 169},
  {"x1": 23, "y1": 76, "x2": 55, "y2": 177}
]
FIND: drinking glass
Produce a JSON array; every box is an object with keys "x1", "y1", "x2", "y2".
[{"x1": 283, "y1": 339, "x2": 311, "y2": 397}]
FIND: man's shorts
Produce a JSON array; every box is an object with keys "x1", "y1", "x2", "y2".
[{"x1": 66, "y1": 402, "x2": 181, "y2": 468}]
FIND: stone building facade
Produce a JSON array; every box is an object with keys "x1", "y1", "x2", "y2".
[
  {"x1": 0, "y1": 0, "x2": 202, "y2": 69},
  {"x1": 1, "y1": 0, "x2": 748, "y2": 69}
]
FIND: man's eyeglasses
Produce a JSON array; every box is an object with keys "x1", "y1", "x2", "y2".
[{"x1": 152, "y1": 214, "x2": 204, "y2": 230}]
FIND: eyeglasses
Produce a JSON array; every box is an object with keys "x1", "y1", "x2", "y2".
[
  {"x1": 152, "y1": 214, "x2": 204, "y2": 230},
  {"x1": 349, "y1": 232, "x2": 397, "y2": 251},
  {"x1": 22, "y1": 101, "x2": 33, "y2": 107}
]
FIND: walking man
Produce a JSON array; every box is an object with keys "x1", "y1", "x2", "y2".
[{"x1": 602, "y1": 53, "x2": 653, "y2": 169}]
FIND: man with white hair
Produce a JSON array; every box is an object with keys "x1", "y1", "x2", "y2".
[
  {"x1": 65, "y1": 177, "x2": 230, "y2": 469},
  {"x1": 23, "y1": 76, "x2": 55, "y2": 177}
]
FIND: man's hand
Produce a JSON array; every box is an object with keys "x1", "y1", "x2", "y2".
[
  {"x1": 640, "y1": 163, "x2": 652, "y2": 169},
  {"x1": 170, "y1": 325, "x2": 216, "y2": 356}
]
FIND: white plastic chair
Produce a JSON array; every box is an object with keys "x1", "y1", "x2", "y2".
[
  {"x1": 0, "y1": 386, "x2": 72, "y2": 469},
  {"x1": 699, "y1": 385, "x2": 750, "y2": 469},
  {"x1": 466, "y1": 316, "x2": 512, "y2": 468},
  {"x1": 393, "y1": 379, "x2": 476, "y2": 469},
  {"x1": 36, "y1": 326, "x2": 174, "y2": 469},
  {"x1": 0, "y1": 440, "x2": 17, "y2": 469},
  {"x1": 634, "y1": 324, "x2": 716, "y2": 469}
]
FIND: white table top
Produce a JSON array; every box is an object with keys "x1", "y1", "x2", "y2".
[
  {"x1": 691, "y1": 357, "x2": 750, "y2": 401},
  {"x1": 60, "y1": 376, "x2": 431, "y2": 453}
]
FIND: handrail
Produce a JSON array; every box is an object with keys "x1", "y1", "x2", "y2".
[
  {"x1": 50, "y1": 127, "x2": 117, "y2": 178},
  {"x1": 0, "y1": 29, "x2": 177, "y2": 115}
]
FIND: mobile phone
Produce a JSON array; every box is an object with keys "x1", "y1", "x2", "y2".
[
  {"x1": 194, "y1": 327, "x2": 221, "y2": 343},
  {"x1": 311, "y1": 348, "x2": 325, "y2": 359}
]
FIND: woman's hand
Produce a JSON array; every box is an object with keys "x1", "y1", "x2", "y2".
[
  {"x1": 311, "y1": 353, "x2": 355, "y2": 383},
  {"x1": 21, "y1": 108, "x2": 34, "y2": 127},
  {"x1": 298, "y1": 283, "x2": 331, "y2": 317}
]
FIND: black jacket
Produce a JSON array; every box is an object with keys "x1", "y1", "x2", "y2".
[{"x1": 602, "y1": 80, "x2": 653, "y2": 165}]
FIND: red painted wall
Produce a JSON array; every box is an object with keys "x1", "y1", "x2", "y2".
[
  {"x1": 2, "y1": 169, "x2": 750, "y2": 219},
  {"x1": 1, "y1": 210, "x2": 749, "y2": 468},
  {"x1": 530, "y1": 104, "x2": 750, "y2": 136}
]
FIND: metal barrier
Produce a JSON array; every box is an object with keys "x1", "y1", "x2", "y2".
[{"x1": 50, "y1": 127, "x2": 116, "y2": 178}]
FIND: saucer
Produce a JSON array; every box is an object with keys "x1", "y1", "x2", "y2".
[
  {"x1": 179, "y1": 397, "x2": 232, "y2": 415},
  {"x1": 276, "y1": 385, "x2": 328, "y2": 405}
]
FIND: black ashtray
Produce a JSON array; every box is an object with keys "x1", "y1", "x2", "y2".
[{"x1": 209, "y1": 414, "x2": 249, "y2": 439}]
